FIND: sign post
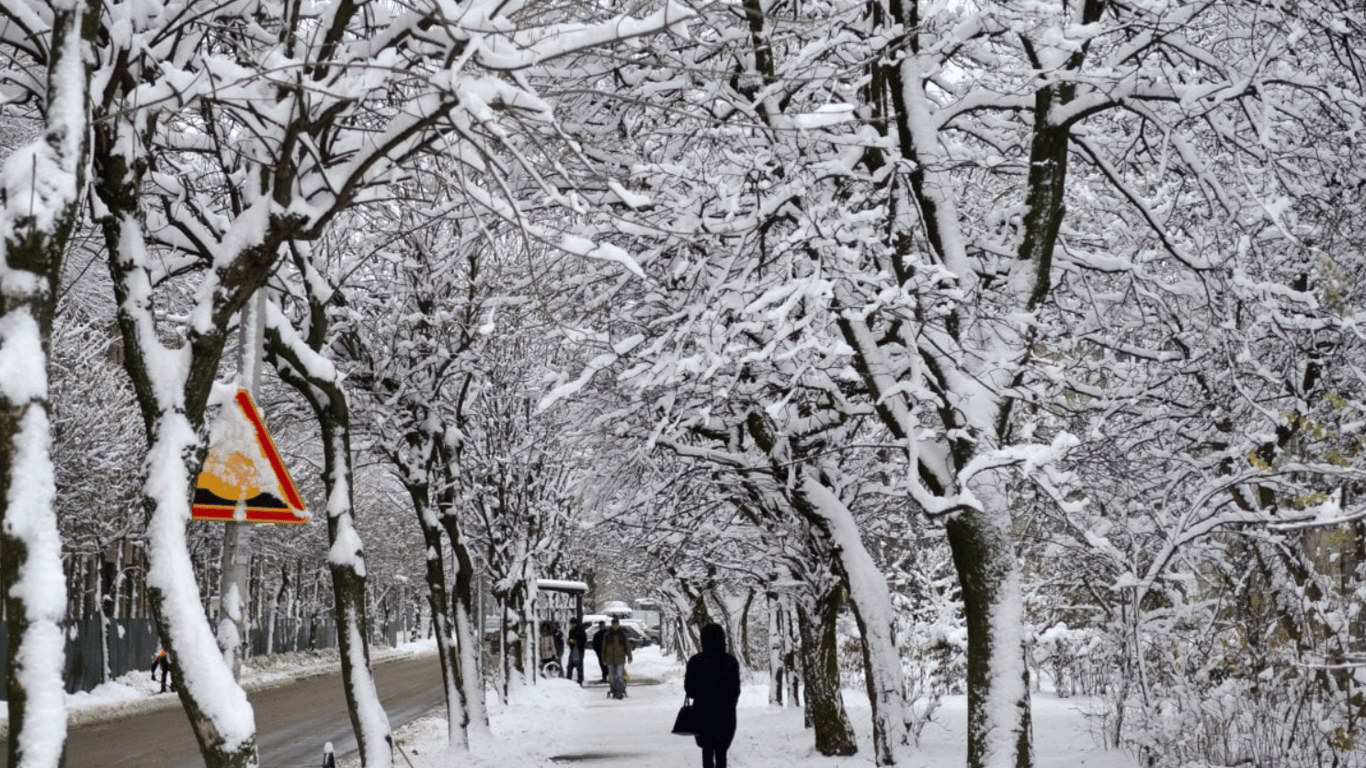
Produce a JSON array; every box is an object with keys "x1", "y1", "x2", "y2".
[{"x1": 195, "y1": 292, "x2": 308, "y2": 679}]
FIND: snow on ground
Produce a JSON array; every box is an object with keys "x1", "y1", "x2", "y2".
[
  {"x1": 358, "y1": 645, "x2": 1140, "y2": 768},
  {"x1": 22, "y1": 639, "x2": 1137, "y2": 768},
  {"x1": 1, "y1": 640, "x2": 438, "y2": 733}
]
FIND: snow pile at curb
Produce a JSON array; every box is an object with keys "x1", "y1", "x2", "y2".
[{"x1": 0, "y1": 639, "x2": 437, "y2": 738}]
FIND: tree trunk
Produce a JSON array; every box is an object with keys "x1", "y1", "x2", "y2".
[
  {"x1": 267, "y1": 564, "x2": 288, "y2": 655},
  {"x1": 737, "y1": 590, "x2": 756, "y2": 670},
  {"x1": 439, "y1": 511, "x2": 490, "y2": 735},
  {"x1": 0, "y1": 5, "x2": 98, "y2": 765},
  {"x1": 793, "y1": 472, "x2": 910, "y2": 765},
  {"x1": 96, "y1": 556, "x2": 112, "y2": 683},
  {"x1": 795, "y1": 582, "x2": 857, "y2": 756},
  {"x1": 946, "y1": 482, "x2": 1032, "y2": 768},
  {"x1": 144, "y1": 419, "x2": 261, "y2": 768},
  {"x1": 319, "y1": 400, "x2": 393, "y2": 768},
  {"x1": 767, "y1": 582, "x2": 785, "y2": 707},
  {"x1": 94, "y1": 67, "x2": 267, "y2": 768},
  {"x1": 416, "y1": 506, "x2": 466, "y2": 747},
  {"x1": 394, "y1": 452, "x2": 474, "y2": 750},
  {"x1": 267, "y1": 316, "x2": 393, "y2": 768}
]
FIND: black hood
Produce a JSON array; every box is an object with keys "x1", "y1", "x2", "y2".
[{"x1": 700, "y1": 623, "x2": 726, "y2": 655}]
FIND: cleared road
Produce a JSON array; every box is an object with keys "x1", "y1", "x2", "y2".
[{"x1": 6, "y1": 653, "x2": 444, "y2": 768}]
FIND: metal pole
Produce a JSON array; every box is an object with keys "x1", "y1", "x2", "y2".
[{"x1": 219, "y1": 289, "x2": 264, "y2": 678}]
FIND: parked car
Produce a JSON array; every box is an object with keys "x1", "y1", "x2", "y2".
[
  {"x1": 483, "y1": 618, "x2": 518, "y2": 654},
  {"x1": 585, "y1": 616, "x2": 653, "y2": 649}
]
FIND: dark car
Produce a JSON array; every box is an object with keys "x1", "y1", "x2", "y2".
[{"x1": 484, "y1": 619, "x2": 518, "y2": 654}]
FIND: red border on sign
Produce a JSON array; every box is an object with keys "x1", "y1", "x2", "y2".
[
  {"x1": 194, "y1": 505, "x2": 309, "y2": 524},
  {"x1": 192, "y1": 390, "x2": 307, "y2": 524},
  {"x1": 234, "y1": 390, "x2": 306, "y2": 511}
]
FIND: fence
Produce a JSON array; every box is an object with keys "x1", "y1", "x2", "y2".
[{"x1": 0, "y1": 617, "x2": 370, "y2": 698}]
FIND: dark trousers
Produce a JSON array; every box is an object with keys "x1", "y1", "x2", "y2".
[
  {"x1": 702, "y1": 746, "x2": 728, "y2": 768},
  {"x1": 567, "y1": 649, "x2": 584, "y2": 683}
]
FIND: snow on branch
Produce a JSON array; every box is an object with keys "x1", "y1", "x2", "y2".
[{"x1": 467, "y1": 1, "x2": 696, "y2": 71}]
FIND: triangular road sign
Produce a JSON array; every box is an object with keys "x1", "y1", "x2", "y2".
[{"x1": 193, "y1": 389, "x2": 308, "y2": 524}]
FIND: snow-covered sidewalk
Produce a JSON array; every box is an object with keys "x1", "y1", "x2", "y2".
[
  {"x1": 380, "y1": 646, "x2": 1139, "y2": 768},
  {"x1": 27, "y1": 640, "x2": 1136, "y2": 768}
]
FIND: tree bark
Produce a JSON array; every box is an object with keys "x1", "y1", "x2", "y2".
[
  {"x1": 406, "y1": 482, "x2": 466, "y2": 748},
  {"x1": 792, "y1": 471, "x2": 910, "y2": 765},
  {"x1": 946, "y1": 477, "x2": 1032, "y2": 768},
  {"x1": 0, "y1": 4, "x2": 97, "y2": 765},
  {"x1": 795, "y1": 581, "x2": 857, "y2": 756},
  {"x1": 438, "y1": 507, "x2": 490, "y2": 735},
  {"x1": 767, "y1": 582, "x2": 785, "y2": 707},
  {"x1": 266, "y1": 309, "x2": 394, "y2": 768}
]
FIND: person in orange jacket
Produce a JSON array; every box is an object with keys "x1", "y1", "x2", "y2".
[{"x1": 151, "y1": 650, "x2": 174, "y2": 693}]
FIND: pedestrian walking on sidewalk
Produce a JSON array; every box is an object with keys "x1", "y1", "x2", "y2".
[
  {"x1": 151, "y1": 649, "x2": 174, "y2": 693},
  {"x1": 684, "y1": 623, "x2": 741, "y2": 768},
  {"x1": 591, "y1": 619, "x2": 608, "y2": 682},
  {"x1": 566, "y1": 617, "x2": 588, "y2": 684},
  {"x1": 601, "y1": 617, "x2": 634, "y2": 699}
]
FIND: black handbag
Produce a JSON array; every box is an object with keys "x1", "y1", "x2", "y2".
[{"x1": 671, "y1": 695, "x2": 700, "y2": 736}]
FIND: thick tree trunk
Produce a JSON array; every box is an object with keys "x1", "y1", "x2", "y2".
[
  {"x1": 946, "y1": 481, "x2": 1032, "y2": 768},
  {"x1": 795, "y1": 582, "x2": 857, "y2": 756},
  {"x1": 439, "y1": 512, "x2": 490, "y2": 734},
  {"x1": 100, "y1": 165, "x2": 262, "y2": 768},
  {"x1": 145, "y1": 418, "x2": 261, "y2": 768},
  {"x1": 0, "y1": 5, "x2": 97, "y2": 765},
  {"x1": 320, "y1": 416, "x2": 393, "y2": 768},
  {"x1": 794, "y1": 472, "x2": 910, "y2": 765},
  {"x1": 0, "y1": 399, "x2": 69, "y2": 768},
  {"x1": 412, "y1": 507, "x2": 466, "y2": 748}
]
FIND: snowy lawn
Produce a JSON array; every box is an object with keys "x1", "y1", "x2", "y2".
[{"x1": 364, "y1": 645, "x2": 1140, "y2": 768}]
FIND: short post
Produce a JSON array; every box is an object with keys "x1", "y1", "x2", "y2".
[{"x1": 322, "y1": 742, "x2": 336, "y2": 768}]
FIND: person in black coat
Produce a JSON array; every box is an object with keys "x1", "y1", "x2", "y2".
[
  {"x1": 684, "y1": 623, "x2": 741, "y2": 768},
  {"x1": 566, "y1": 618, "x2": 589, "y2": 684},
  {"x1": 151, "y1": 649, "x2": 174, "y2": 693},
  {"x1": 591, "y1": 619, "x2": 608, "y2": 682}
]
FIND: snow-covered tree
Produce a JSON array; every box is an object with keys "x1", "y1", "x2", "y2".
[
  {"x1": 84, "y1": 1, "x2": 694, "y2": 764},
  {"x1": 334, "y1": 208, "x2": 496, "y2": 745},
  {"x1": 0, "y1": 2, "x2": 96, "y2": 765},
  {"x1": 532, "y1": 3, "x2": 1366, "y2": 768},
  {"x1": 263, "y1": 258, "x2": 394, "y2": 767}
]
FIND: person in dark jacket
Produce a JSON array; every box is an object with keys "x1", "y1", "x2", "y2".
[
  {"x1": 601, "y1": 617, "x2": 635, "y2": 699},
  {"x1": 151, "y1": 649, "x2": 174, "y2": 693},
  {"x1": 684, "y1": 623, "x2": 741, "y2": 768},
  {"x1": 566, "y1": 618, "x2": 588, "y2": 684},
  {"x1": 591, "y1": 619, "x2": 608, "y2": 682}
]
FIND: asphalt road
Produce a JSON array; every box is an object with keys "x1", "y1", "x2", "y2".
[{"x1": 9, "y1": 653, "x2": 444, "y2": 768}]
